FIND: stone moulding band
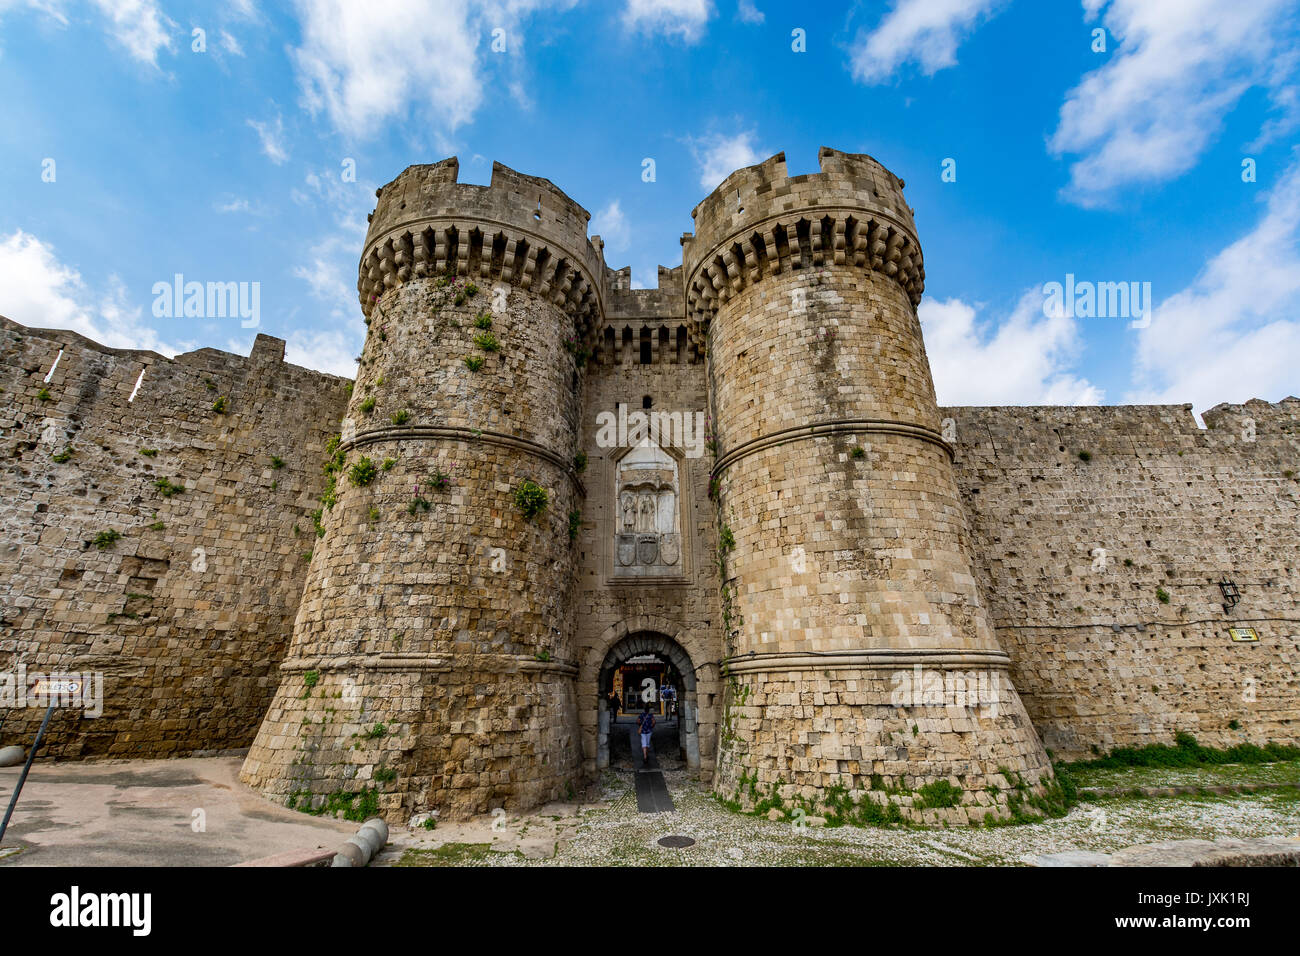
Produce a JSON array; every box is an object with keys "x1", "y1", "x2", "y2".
[
  {"x1": 341, "y1": 424, "x2": 586, "y2": 496},
  {"x1": 279, "y1": 653, "x2": 579, "y2": 678},
  {"x1": 722, "y1": 648, "x2": 1013, "y2": 676},
  {"x1": 713, "y1": 418, "x2": 954, "y2": 475}
]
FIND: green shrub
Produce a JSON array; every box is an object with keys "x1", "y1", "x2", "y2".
[
  {"x1": 51, "y1": 448, "x2": 73, "y2": 463},
  {"x1": 473, "y1": 311, "x2": 492, "y2": 329},
  {"x1": 1156, "y1": 587, "x2": 1170, "y2": 604},
  {"x1": 382, "y1": 457, "x2": 397, "y2": 471},
  {"x1": 348, "y1": 456, "x2": 379, "y2": 487},
  {"x1": 568, "y1": 509, "x2": 582, "y2": 541},
  {"x1": 463, "y1": 355, "x2": 485, "y2": 372},
  {"x1": 93, "y1": 529, "x2": 121, "y2": 550},
  {"x1": 390, "y1": 409, "x2": 410, "y2": 426},
  {"x1": 271, "y1": 455, "x2": 285, "y2": 469},
  {"x1": 513, "y1": 479, "x2": 548, "y2": 519},
  {"x1": 213, "y1": 396, "x2": 227, "y2": 414},
  {"x1": 155, "y1": 477, "x2": 185, "y2": 498},
  {"x1": 37, "y1": 387, "x2": 51, "y2": 401},
  {"x1": 473, "y1": 331, "x2": 500, "y2": 352},
  {"x1": 1077, "y1": 450, "x2": 1091, "y2": 461},
  {"x1": 573, "y1": 451, "x2": 587, "y2": 473},
  {"x1": 850, "y1": 446, "x2": 866, "y2": 459},
  {"x1": 359, "y1": 396, "x2": 376, "y2": 414},
  {"x1": 140, "y1": 448, "x2": 159, "y2": 457}
]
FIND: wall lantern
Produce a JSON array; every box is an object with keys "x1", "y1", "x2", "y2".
[{"x1": 1219, "y1": 577, "x2": 1241, "y2": 613}]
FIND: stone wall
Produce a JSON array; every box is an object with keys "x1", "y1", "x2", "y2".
[
  {"x1": 946, "y1": 399, "x2": 1300, "y2": 760},
  {"x1": 0, "y1": 315, "x2": 348, "y2": 757}
]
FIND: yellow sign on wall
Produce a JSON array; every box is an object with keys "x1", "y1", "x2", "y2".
[{"x1": 1229, "y1": 627, "x2": 1259, "y2": 642}]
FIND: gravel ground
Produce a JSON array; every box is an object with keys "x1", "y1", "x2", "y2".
[{"x1": 387, "y1": 766, "x2": 1300, "y2": 867}]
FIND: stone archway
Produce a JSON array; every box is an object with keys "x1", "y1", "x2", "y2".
[{"x1": 596, "y1": 631, "x2": 701, "y2": 771}]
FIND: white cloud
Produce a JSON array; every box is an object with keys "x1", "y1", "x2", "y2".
[
  {"x1": 736, "y1": 0, "x2": 762, "y2": 24},
  {"x1": 289, "y1": 0, "x2": 571, "y2": 141},
  {"x1": 292, "y1": 235, "x2": 358, "y2": 322},
  {"x1": 848, "y1": 0, "x2": 1007, "y2": 84},
  {"x1": 88, "y1": 0, "x2": 176, "y2": 67},
  {"x1": 1050, "y1": 0, "x2": 1299, "y2": 205},
  {"x1": 215, "y1": 197, "x2": 251, "y2": 214},
  {"x1": 1127, "y1": 154, "x2": 1300, "y2": 413},
  {"x1": 0, "y1": 229, "x2": 183, "y2": 355},
  {"x1": 247, "y1": 114, "x2": 289, "y2": 165},
  {"x1": 283, "y1": 327, "x2": 360, "y2": 378},
  {"x1": 590, "y1": 200, "x2": 630, "y2": 254},
  {"x1": 689, "y1": 129, "x2": 768, "y2": 191},
  {"x1": 920, "y1": 292, "x2": 1103, "y2": 407},
  {"x1": 624, "y1": 0, "x2": 712, "y2": 42},
  {"x1": 218, "y1": 29, "x2": 244, "y2": 56}
]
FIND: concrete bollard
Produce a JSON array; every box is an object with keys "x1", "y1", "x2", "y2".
[
  {"x1": 330, "y1": 816, "x2": 390, "y2": 867},
  {"x1": 0, "y1": 746, "x2": 24, "y2": 768}
]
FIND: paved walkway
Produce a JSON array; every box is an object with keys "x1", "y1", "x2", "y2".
[
  {"x1": 0, "y1": 756, "x2": 356, "y2": 866},
  {"x1": 627, "y1": 719, "x2": 675, "y2": 813}
]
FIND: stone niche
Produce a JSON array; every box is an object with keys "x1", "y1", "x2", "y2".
[{"x1": 613, "y1": 441, "x2": 682, "y2": 577}]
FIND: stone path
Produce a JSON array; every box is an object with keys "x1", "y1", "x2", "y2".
[{"x1": 630, "y1": 721, "x2": 675, "y2": 813}]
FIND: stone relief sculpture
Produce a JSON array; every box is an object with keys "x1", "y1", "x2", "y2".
[{"x1": 614, "y1": 442, "x2": 681, "y2": 573}]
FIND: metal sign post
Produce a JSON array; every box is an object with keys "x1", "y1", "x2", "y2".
[{"x1": 0, "y1": 702, "x2": 56, "y2": 846}]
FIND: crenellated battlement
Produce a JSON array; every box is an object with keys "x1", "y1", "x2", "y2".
[
  {"x1": 358, "y1": 158, "x2": 608, "y2": 346},
  {"x1": 680, "y1": 146, "x2": 925, "y2": 347}
]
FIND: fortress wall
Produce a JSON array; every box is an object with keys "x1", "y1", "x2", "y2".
[
  {"x1": 573, "y1": 279, "x2": 723, "y2": 777},
  {"x1": 946, "y1": 399, "x2": 1300, "y2": 759},
  {"x1": 0, "y1": 315, "x2": 349, "y2": 756}
]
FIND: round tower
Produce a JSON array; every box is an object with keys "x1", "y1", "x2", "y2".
[
  {"x1": 241, "y1": 158, "x2": 603, "y2": 823},
  {"x1": 684, "y1": 147, "x2": 1057, "y2": 823}
]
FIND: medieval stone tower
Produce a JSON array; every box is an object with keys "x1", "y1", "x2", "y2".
[
  {"x1": 240, "y1": 158, "x2": 605, "y2": 818},
  {"x1": 683, "y1": 148, "x2": 1054, "y2": 816},
  {"x1": 12, "y1": 144, "x2": 1288, "y2": 829}
]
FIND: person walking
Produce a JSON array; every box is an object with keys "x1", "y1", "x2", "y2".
[{"x1": 637, "y1": 703, "x2": 655, "y2": 765}]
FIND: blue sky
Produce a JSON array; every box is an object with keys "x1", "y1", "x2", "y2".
[{"x1": 0, "y1": 0, "x2": 1297, "y2": 415}]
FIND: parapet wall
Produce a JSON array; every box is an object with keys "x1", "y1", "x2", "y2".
[
  {"x1": 946, "y1": 399, "x2": 1300, "y2": 759},
  {"x1": 0, "y1": 315, "x2": 348, "y2": 757}
]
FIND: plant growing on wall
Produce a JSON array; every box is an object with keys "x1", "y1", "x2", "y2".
[
  {"x1": 359, "y1": 397, "x2": 376, "y2": 414},
  {"x1": 573, "y1": 451, "x2": 587, "y2": 473},
  {"x1": 430, "y1": 468, "x2": 453, "y2": 490},
  {"x1": 568, "y1": 509, "x2": 582, "y2": 541},
  {"x1": 93, "y1": 529, "x2": 121, "y2": 550},
  {"x1": 382, "y1": 458, "x2": 397, "y2": 471},
  {"x1": 464, "y1": 355, "x2": 485, "y2": 372},
  {"x1": 271, "y1": 455, "x2": 285, "y2": 469},
  {"x1": 513, "y1": 479, "x2": 548, "y2": 519},
  {"x1": 213, "y1": 396, "x2": 227, "y2": 414},
  {"x1": 473, "y1": 311, "x2": 492, "y2": 329},
  {"x1": 408, "y1": 496, "x2": 432, "y2": 515},
  {"x1": 348, "y1": 456, "x2": 378, "y2": 487},
  {"x1": 473, "y1": 331, "x2": 500, "y2": 352},
  {"x1": 37, "y1": 387, "x2": 52, "y2": 401},
  {"x1": 155, "y1": 476, "x2": 185, "y2": 498},
  {"x1": 391, "y1": 409, "x2": 410, "y2": 426},
  {"x1": 139, "y1": 448, "x2": 159, "y2": 457},
  {"x1": 52, "y1": 448, "x2": 73, "y2": 463}
]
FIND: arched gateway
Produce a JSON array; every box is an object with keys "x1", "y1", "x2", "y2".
[{"x1": 597, "y1": 631, "x2": 700, "y2": 770}]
